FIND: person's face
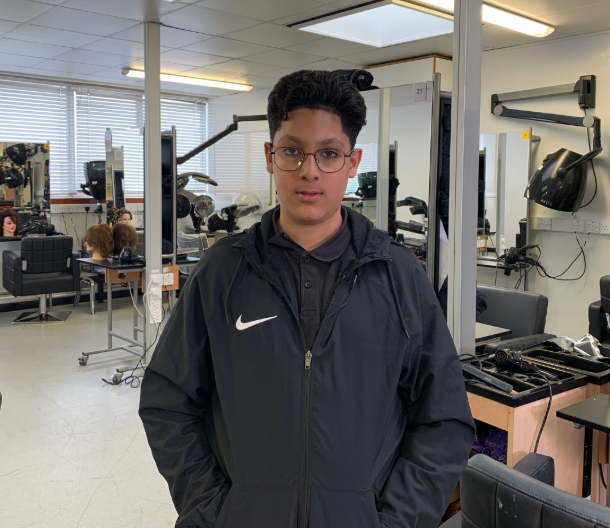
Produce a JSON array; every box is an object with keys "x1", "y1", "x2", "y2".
[
  {"x1": 265, "y1": 108, "x2": 362, "y2": 226},
  {"x1": 119, "y1": 214, "x2": 131, "y2": 225},
  {"x1": 3, "y1": 217, "x2": 16, "y2": 235}
]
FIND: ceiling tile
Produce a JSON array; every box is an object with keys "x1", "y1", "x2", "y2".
[
  {"x1": 125, "y1": 58, "x2": 200, "y2": 74},
  {"x1": 331, "y1": 0, "x2": 373, "y2": 6},
  {"x1": 196, "y1": 0, "x2": 324, "y2": 23},
  {"x1": 160, "y1": 48, "x2": 230, "y2": 67},
  {"x1": 60, "y1": 0, "x2": 185, "y2": 22},
  {"x1": 285, "y1": 37, "x2": 376, "y2": 58},
  {"x1": 0, "y1": 38, "x2": 72, "y2": 59},
  {"x1": 32, "y1": 59, "x2": 108, "y2": 75},
  {"x1": 341, "y1": 35, "x2": 453, "y2": 66},
  {"x1": 0, "y1": 0, "x2": 54, "y2": 23},
  {"x1": 110, "y1": 24, "x2": 214, "y2": 48},
  {"x1": 28, "y1": 7, "x2": 140, "y2": 37},
  {"x1": 2, "y1": 24, "x2": 102, "y2": 47},
  {"x1": 228, "y1": 74, "x2": 278, "y2": 88},
  {"x1": 82, "y1": 38, "x2": 172, "y2": 58},
  {"x1": 54, "y1": 49, "x2": 133, "y2": 67},
  {"x1": 246, "y1": 49, "x2": 322, "y2": 67},
  {"x1": 225, "y1": 22, "x2": 323, "y2": 47},
  {"x1": 180, "y1": 66, "x2": 245, "y2": 81},
  {"x1": 0, "y1": 20, "x2": 20, "y2": 36},
  {"x1": 271, "y1": 4, "x2": 345, "y2": 25},
  {"x1": 158, "y1": 6, "x2": 260, "y2": 36},
  {"x1": 0, "y1": 65, "x2": 30, "y2": 73},
  {"x1": 300, "y1": 57, "x2": 363, "y2": 70},
  {"x1": 210, "y1": 59, "x2": 284, "y2": 76},
  {"x1": 0, "y1": 53, "x2": 46, "y2": 68},
  {"x1": 182, "y1": 37, "x2": 273, "y2": 58},
  {"x1": 543, "y1": 3, "x2": 610, "y2": 36}
]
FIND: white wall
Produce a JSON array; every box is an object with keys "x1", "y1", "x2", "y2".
[{"x1": 478, "y1": 31, "x2": 610, "y2": 338}]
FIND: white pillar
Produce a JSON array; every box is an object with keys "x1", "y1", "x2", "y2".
[
  {"x1": 144, "y1": 21, "x2": 163, "y2": 361},
  {"x1": 376, "y1": 88, "x2": 391, "y2": 231},
  {"x1": 448, "y1": 0, "x2": 482, "y2": 354}
]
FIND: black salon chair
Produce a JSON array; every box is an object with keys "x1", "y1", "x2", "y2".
[
  {"x1": 2, "y1": 235, "x2": 80, "y2": 324},
  {"x1": 476, "y1": 285, "x2": 555, "y2": 354},
  {"x1": 588, "y1": 275, "x2": 610, "y2": 357},
  {"x1": 441, "y1": 454, "x2": 610, "y2": 528}
]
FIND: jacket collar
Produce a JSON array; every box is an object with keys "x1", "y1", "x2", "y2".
[{"x1": 233, "y1": 205, "x2": 393, "y2": 276}]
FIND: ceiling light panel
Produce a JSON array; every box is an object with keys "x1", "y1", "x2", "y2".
[
  {"x1": 297, "y1": 2, "x2": 453, "y2": 47},
  {"x1": 123, "y1": 68, "x2": 252, "y2": 91}
]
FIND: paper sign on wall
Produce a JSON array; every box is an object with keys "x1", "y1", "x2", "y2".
[
  {"x1": 113, "y1": 147, "x2": 124, "y2": 161},
  {"x1": 413, "y1": 82, "x2": 427, "y2": 103},
  {"x1": 105, "y1": 130, "x2": 112, "y2": 152}
]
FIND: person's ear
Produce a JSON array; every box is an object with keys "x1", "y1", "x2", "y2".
[
  {"x1": 264, "y1": 142, "x2": 274, "y2": 174},
  {"x1": 348, "y1": 148, "x2": 363, "y2": 179}
]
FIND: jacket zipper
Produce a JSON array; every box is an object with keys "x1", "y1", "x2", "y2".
[{"x1": 247, "y1": 256, "x2": 389, "y2": 528}]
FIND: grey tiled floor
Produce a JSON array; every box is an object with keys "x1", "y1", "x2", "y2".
[{"x1": 0, "y1": 298, "x2": 177, "y2": 528}]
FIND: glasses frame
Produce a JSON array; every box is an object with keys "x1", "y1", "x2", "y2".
[{"x1": 269, "y1": 144, "x2": 355, "y2": 174}]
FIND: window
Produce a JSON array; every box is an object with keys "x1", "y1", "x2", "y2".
[
  {"x1": 346, "y1": 143, "x2": 378, "y2": 194},
  {"x1": 0, "y1": 80, "x2": 71, "y2": 194},
  {"x1": 210, "y1": 131, "x2": 270, "y2": 207}
]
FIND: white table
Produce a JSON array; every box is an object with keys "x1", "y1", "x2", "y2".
[{"x1": 476, "y1": 322, "x2": 511, "y2": 347}]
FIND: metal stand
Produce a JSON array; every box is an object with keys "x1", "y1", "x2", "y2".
[
  {"x1": 78, "y1": 281, "x2": 145, "y2": 382},
  {"x1": 12, "y1": 294, "x2": 70, "y2": 324}
]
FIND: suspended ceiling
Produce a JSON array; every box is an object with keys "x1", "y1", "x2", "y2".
[{"x1": 0, "y1": 0, "x2": 608, "y2": 97}]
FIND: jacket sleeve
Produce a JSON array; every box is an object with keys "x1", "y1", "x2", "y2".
[
  {"x1": 377, "y1": 258, "x2": 475, "y2": 528},
  {"x1": 139, "y1": 274, "x2": 229, "y2": 528}
]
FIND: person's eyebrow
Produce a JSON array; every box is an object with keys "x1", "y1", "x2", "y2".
[{"x1": 275, "y1": 135, "x2": 347, "y2": 149}]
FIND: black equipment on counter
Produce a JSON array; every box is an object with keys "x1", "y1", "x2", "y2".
[
  {"x1": 81, "y1": 161, "x2": 106, "y2": 214},
  {"x1": 495, "y1": 349, "x2": 558, "y2": 381},
  {"x1": 355, "y1": 171, "x2": 377, "y2": 199},
  {"x1": 119, "y1": 246, "x2": 134, "y2": 265},
  {"x1": 462, "y1": 362, "x2": 514, "y2": 393}
]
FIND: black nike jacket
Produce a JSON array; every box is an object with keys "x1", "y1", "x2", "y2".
[{"x1": 139, "y1": 207, "x2": 475, "y2": 528}]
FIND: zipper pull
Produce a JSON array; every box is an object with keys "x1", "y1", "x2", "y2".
[{"x1": 305, "y1": 351, "x2": 312, "y2": 370}]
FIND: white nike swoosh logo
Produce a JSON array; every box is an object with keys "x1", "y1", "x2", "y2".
[{"x1": 236, "y1": 315, "x2": 278, "y2": 331}]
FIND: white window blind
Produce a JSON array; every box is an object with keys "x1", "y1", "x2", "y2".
[
  {"x1": 347, "y1": 142, "x2": 378, "y2": 194},
  {"x1": 0, "y1": 80, "x2": 71, "y2": 194},
  {"x1": 211, "y1": 131, "x2": 270, "y2": 207},
  {"x1": 74, "y1": 91, "x2": 208, "y2": 196}
]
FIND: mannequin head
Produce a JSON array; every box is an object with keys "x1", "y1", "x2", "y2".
[
  {"x1": 84, "y1": 224, "x2": 113, "y2": 260},
  {"x1": 117, "y1": 208, "x2": 132, "y2": 225},
  {"x1": 0, "y1": 209, "x2": 19, "y2": 237},
  {"x1": 112, "y1": 223, "x2": 138, "y2": 256}
]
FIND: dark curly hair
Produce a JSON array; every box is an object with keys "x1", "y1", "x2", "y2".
[{"x1": 267, "y1": 70, "x2": 367, "y2": 149}]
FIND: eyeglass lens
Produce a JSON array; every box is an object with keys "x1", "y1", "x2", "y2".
[{"x1": 274, "y1": 147, "x2": 346, "y2": 173}]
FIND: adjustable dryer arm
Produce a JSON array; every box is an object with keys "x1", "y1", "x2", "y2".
[
  {"x1": 491, "y1": 75, "x2": 602, "y2": 150},
  {"x1": 176, "y1": 114, "x2": 268, "y2": 165}
]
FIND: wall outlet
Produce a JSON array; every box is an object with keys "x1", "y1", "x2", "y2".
[
  {"x1": 162, "y1": 273, "x2": 174, "y2": 286},
  {"x1": 149, "y1": 298, "x2": 163, "y2": 324},
  {"x1": 62, "y1": 205, "x2": 70, "y2": 213},
  {"x1": 601, "y1": 221, "x2": 610, "y2": 235},
  {"x1": 572, "y1": 220, "x2": 585, "y2": 233},
  {"x1": 586, "y1": 220, "x2": 600, "y2": 234}
]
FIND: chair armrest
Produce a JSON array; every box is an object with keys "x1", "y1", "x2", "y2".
[
  {"x1": 589, "y1": 301, "x2": 605, "y2": 341},
  {"x1": 70, "y1": 251, "x2": 81, "y2": 290},
  {"x1": 513, "y1": 453, "x2": 555, "y2": 486},
  {"x1": 2, "y1": 250, "x2": 22, "y2": 296},
  {"x1": 484, "y1": 333, "x2": 556, "y2": 355}
]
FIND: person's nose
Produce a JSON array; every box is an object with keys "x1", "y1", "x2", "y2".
[{"x1": 298, "y1": 153, "x2": 320, "y2": 182}]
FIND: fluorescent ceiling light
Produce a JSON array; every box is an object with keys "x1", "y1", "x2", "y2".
[
  {"x1": 122, "y1": 68, "x2": 252, "y2": 91},
  {"x1": 417, "y1": 0, "x2": 554, "y2": 37},
  {"x1": 296, "y1": 2, "x2": 453, "y2": 47},
  {"x1": 294, "y1": 0, "x2": 553, "y2": 46}
]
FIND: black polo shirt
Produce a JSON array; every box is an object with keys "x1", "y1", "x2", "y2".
[{"x1": 269, "y1": 207, "x2": 351, "y2": 350}]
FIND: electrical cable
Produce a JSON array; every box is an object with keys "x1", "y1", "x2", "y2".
[
  {"x1": 531, "y1": 374, "x2": 552, "y2": 453},
  {"x1": 70, "y1": 214, "x2": 79, "y2": 242},
  {"x1": 128, "y1": 282, "x2": 144, "y2": 318},
  {"x1": 579, "y1": 108, "x2": 598, "y2": 209},
  {"x1": 601, "y1": 463, "x2": 607, "y2": 489},
  {"x1": 61, "y1": 211, "x2": 69, "y2": 235}
]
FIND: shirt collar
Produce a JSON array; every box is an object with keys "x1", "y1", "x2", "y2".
[{"x1": 269, "y1": 206, "x2": 350, "y2": 262}]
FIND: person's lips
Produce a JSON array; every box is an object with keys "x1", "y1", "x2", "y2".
[{"x1": 296, "y1": 190, "x2": 322, "y2": 202}]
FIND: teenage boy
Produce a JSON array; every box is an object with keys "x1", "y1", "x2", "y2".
[{"x1": 140, "y1": 70, "x2": 474, "y2": 528}]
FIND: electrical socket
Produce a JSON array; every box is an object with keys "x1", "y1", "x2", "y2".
[
  {"x1": 162, "y1": 273, "x2": 174, "y2": 286},
  {"x1": 572, "y1": 220, "x2": 585, "y2": 233},
  {"x1": 586, "y1": 220, "x2": 600, "y2": 234},
  {"x1": 149, "y1": 297, "x2": 163, "y2": 324},
  {"x1": 62, "y1": 205, "x2": 70, "y2": 213},
  {"x1": 601, "y1": 221, "x2": 610, "y2": 235}
]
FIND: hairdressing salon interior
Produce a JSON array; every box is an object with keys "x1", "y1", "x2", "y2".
[{"x1": 4, "y1": 0, "x2": 610, "y2": 526}]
